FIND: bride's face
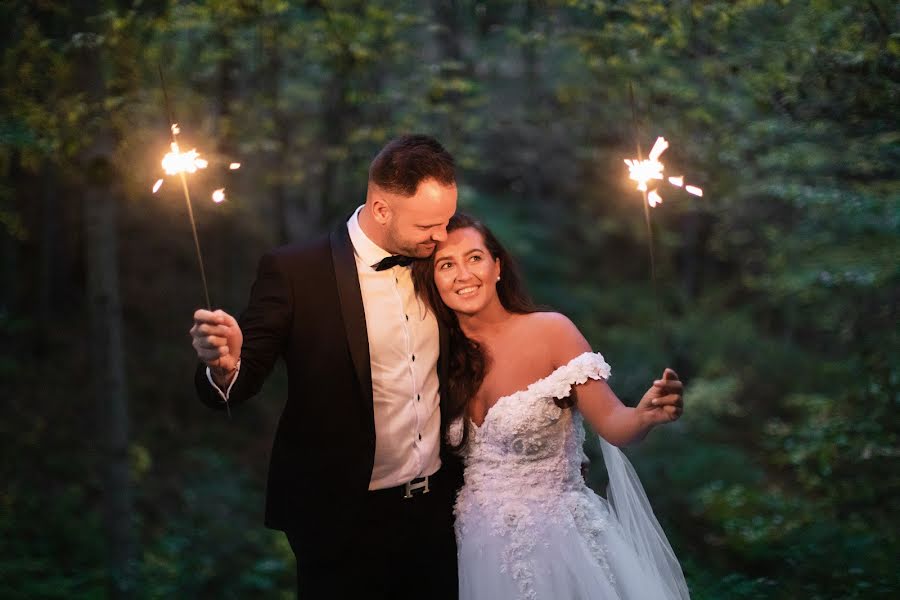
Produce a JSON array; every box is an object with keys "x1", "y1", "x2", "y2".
[{"x1": 433, "y1": 227, "x2": 501, "y2": 315}]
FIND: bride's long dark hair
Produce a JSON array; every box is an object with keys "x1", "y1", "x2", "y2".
[{"x1": 412, "y1": 213, "x2": 546, "y2": 451}]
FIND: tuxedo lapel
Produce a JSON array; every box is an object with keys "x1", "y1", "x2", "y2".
[{"x1": 330, "y1": 225, "x2": 374, "y2": 421}]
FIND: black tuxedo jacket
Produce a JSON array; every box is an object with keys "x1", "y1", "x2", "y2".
[{"x1": 195, "y1": 223, "x2": 460, "y2": 553}]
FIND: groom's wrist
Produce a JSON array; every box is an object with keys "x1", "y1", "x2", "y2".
[{"x1": 211, "y1": 358, "x2": 240, "y2": 386}]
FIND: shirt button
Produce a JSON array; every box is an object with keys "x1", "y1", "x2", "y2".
[
  {"x1": 405, "y1": 314, "x2": 409, "y2": 321},
  {"x1": 417, "y1": 394, "x2": 421, "y2": 401},
  {"x1": 418, "y1": 433, "x2": 422, "y2": 441},
  {"x1": 395, "y1": 277, "x2": 399, "y2": 284},
  {"x1": 411, "y1": 354, "x2": 416, "y2": 362}
]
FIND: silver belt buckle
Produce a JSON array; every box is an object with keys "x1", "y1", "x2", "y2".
[{"x1": 403, "y1": 476, "x2": 430, "y2": 499}]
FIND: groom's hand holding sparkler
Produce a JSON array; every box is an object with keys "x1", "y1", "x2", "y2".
[
  {"x1": 636, "y1": 368, "x2": 684, "y2": 425},
  {"x1": 191, "y1": 309, "x2": 243, "y2": 388}
]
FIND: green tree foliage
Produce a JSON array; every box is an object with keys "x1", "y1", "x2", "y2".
[{"x1": 1, "y1": 0, "x2": 896, "y2": 597}]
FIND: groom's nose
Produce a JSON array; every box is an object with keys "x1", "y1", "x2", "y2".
[{"x1": 431, "y1": 227, "x2": 448, "y2": 242}]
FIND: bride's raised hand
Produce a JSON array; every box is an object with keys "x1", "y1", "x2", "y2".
[{"x1": 635, "y1": 368, "x2": 684, "y2": 426}]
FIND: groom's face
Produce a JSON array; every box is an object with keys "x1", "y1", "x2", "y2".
[{"x1": 383, "y1": 178, "x2": 457, "y2": 258}]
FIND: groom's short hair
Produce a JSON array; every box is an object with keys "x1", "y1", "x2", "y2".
[{"x1": 369, "y1": 134, "x2": 456, "y2": 196}]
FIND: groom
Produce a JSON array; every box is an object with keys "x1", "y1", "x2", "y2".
[{"x1": 190, "y1": 135, "x2": 460, "y2": 599}]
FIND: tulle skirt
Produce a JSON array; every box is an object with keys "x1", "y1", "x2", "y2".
[{"x1": 457, "y1": 489, "x2": 675, "y2": 600}]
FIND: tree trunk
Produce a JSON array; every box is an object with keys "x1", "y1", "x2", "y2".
[
  {"x1": 84, "y1": 177, "x2": 133, "y2": 598},
  {"x1": 74, "y1": 7, "x2": 134, "y2": 595}
]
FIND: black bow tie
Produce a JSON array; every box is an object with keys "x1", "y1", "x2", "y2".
[{"x1": 372, "y1": 254, "x2": 415, "y2": 271}]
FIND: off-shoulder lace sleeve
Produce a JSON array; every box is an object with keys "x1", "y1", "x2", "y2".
[{"x1": 528, "y1": 351, "x2": 611, "y2": 401}]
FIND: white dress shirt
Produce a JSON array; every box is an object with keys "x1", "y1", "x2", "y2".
[
  {"x1": 346, "y1": 206, "x2": 442, "y2": 490},
  {"x1": 208, "y1": 205, "x2": 442, "y2": 490}
]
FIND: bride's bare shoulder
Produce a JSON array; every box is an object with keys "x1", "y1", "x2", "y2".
[
  {"x1": 518, "y1": 312, "x2": 592, "y2": 366},
  {"x1": 518, "y1": 311, "x2": 578, "y2": 334}
]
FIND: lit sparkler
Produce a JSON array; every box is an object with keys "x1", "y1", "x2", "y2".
[
  {"x1": 626, "y1": 83, "x2": 659, "y2": 321},
  {"x1": 151, "y1": 70, "x2": 243, "y2": 310},
  {"x1": 152, "y1": 119, "x2": 213, "y2": 311},
  {"x1": 153, "y1": 65, "x2": 215, "y2": 318},
  {"x1": 624, "y1": 129, "x2": 705, "y2": 306},
  {"x1": 153, "y1": 66, "x2": 242, "y2": 417},
  {"x1": 625, "y1": 83, "x2": 706, "y2": 343},
  {"x1": 624, "y1": 136, "x2": 703, "y2": 205}
]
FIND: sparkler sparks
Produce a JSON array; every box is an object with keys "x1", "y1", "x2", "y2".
[
  {"x1": 151, "y1": 124, "x2": 234, "y2": 197},
  {"x1": 161, "y1": 143, "x2": 207, "y2": 175},
  {"x1": 625, "y1": 136, "x2": 703, "y2": 206},
  {"x1": 152, "y1": 124, "x2": 213, "y2": 194},
  {"x1": 648, "y1": 136, "x2": 668, "y2": 161},
  {"x1": 624, "y1": 155, "x2": 663, "y2": 192}
]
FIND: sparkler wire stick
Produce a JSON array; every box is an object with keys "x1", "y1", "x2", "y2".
[
  {"x1": 158, "y1": 65, "x2": 212, "y2": 311},
  {"x1": 629, "y1": 83, "x2": 661, "y2": 321}
]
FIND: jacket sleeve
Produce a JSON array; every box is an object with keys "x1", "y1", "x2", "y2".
[{"x1": 195, "y1": 251, "x2": 293, "y2": 410}]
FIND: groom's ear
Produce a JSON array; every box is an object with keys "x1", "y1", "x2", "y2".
[{"x1": 369, "y1": 191, "x2": 392, "y2": 224}]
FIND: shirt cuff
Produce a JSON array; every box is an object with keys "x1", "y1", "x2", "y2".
[{"x1": 205, "y1": 360, "x2": 241, "y2": 402}]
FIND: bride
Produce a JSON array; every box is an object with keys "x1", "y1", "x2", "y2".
[{"x1": 413, "y1": 213, "x2": 691, "y2": 599}]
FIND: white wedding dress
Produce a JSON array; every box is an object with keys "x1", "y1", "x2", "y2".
[{"x1": 450, "y1": 352, "x2": 691, "y2": 600}]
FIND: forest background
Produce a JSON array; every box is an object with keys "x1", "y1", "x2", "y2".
[{"x1": 1, "y1": 1, "x2": 898, "y2": 598}]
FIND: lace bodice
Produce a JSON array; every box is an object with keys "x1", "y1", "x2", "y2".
[
  {"x1": 449, "y1": 351, "x2": 611, "y2": 494},
  {"x1": 450, "y1": 352, "x2": 615, "y2": 599}
]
